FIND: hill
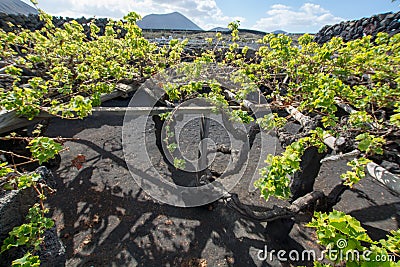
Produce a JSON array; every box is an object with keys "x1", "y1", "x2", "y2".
[
  {"x1": 0, "y1": 0, "x2": 38, "y2": 15},
  {"x1": 137, "y1": 12, "x2": 202, "y2": 31},
  {"x1": 273, "y1": 30, "x2": 287, "y2": 34},
  {"x1": 209, "y1": 27, "x2": 230, "y2": 32}
]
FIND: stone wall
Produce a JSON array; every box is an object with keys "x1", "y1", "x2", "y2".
[
  {"x1": 314, "y1": 11, "x2": 400, "y2": 44},
  {"x1": 2, "y1": 11, "x2": 400, "y2": 46},
  {"x1": 0, "y1": 12, "x2": 111, "y2": 35}
]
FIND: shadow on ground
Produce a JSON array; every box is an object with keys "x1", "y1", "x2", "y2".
[{"x1": 44, "y1": 98, "x2": 399, "y2": 267}]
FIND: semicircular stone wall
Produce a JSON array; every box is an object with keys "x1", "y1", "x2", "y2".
[{"x1": 314, "y1": 11, "x2": 400, "y2": 44}]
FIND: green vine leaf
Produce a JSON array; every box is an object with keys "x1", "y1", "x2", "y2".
[
  {"x1": 28, "y1": 137, "x2": 63, "y2": 164},
  {"x1": 340, "y1": 157, "x2": 371, "y2": 187},
  {"x1": 12, "y1": 252, "x2": 40, "y2": 267},
  {"x1": 355, "y1": 133, "x2": 385, "y2": 155}
]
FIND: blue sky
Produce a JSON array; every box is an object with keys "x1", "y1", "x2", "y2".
[{"x1": 22, "y1": 0, "x2": 400, "y2": 32}]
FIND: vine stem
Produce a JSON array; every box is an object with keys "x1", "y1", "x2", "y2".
[
  {"x1": 0, "y1": 149, "x2": 33, "y2": 161},
  {"x1": 0, "y1": 136, "x2": 79, "y2": 142},
  {"x1": 12, "y1": 159, "x2": 39, "y2": 168}
]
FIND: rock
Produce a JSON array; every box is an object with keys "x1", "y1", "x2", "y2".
[
  {"x1": 35, "y1": 166, "x2": 57, "y2": 187},
  {"x1": 38, "y1": 227, "x2": 66, "y2": 267},
  {"x1": 389, "y1": 20, "x2": 400, "y2": 30},
  {"x1": 386, "y1": 13, "x2": 395, "y2": 20},
  {"x1": 325, "y1": 29, "x2": 333, "y2": 36},
  {"x1": 375, "y1": 26, "x2": 386, "y2": 33},
  {"x1": 333, "y1": 25, "x2": 342, "y2": 34},
  {"x1": 290, "y1": 147, "x2": 326, "y2": 201},
  {"x1": 356, "y1": 26, "x2": 364, "y2": 34},
  {"x1": 0, "y1": 188, "x2": 36, "y2": 241},
  {"x1": 0, "y1": 187, "x2": 37, "y2": 266},
  {"x1": 340, "y1": 31, "x2": 348, "y2": 38},
  {"x1": 314, "y1": 11, "x2": 400, "y2": 43},
  {"x1": 378, "y1": 13, "x2": 391, "y2": 21},
  {"x1": 381, "y1": 18, "x2": 393, "y2": 26},
  {"x1": 380, "y1": 160, "x2": 400, "y2": 174},
  {"x1": 319, "y1": 25, "x2": 330, "y2": 32},
  {"x1": 390, "y1": 28, "x2": 400, "y2": 35}
]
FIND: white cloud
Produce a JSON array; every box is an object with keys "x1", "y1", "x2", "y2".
[
  {"x1": 253, "y1": 3, "x2": 344, "y2": 33},
  {"x1": 21, "y1": 0, "x2": 244, "y2": 30},
  {"x1": 270, "y1": 4, "x2": 290, "y2": 10}
]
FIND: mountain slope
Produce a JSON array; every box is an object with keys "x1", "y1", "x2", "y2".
[
  {"x1": 137, "y1": 12, "x2": 202, "y2": 31},
  {"x1": 273, "y1": 30, "x2": 287, "y2": 34},
  {"x1": 0, "y1": 0, "x2": 38, "y2": 15},
  {"x1": 210, "y1": 27, "x2": 230, "y2": 32}
]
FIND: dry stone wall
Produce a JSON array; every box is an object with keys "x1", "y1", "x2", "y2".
[
  {"x1": 1, "y1": 11, "x2": 400, "y2": 45},
  {"x1": 314, "y1": 11, "x2": 400, "y2": 44},
  {"x1": 0, "y1": 12, "x2": 111, "y2": 35}
]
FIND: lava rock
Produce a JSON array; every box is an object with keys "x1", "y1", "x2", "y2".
[
  {"x1": 315, "y1": 11, "x2": 400, "y2": 44},
  {"x1": 380, "y1": 160, "x2": 400, "y2": 174},
  {"x1": 38, "y1": 227, "x2": 66, "y2": 267}
]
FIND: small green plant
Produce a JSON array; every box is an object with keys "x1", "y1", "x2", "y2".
[
  {"x1": 307, "y1": 210, "x2": 399, "y2": 266},
  {"x1": 2, "y1": 205, "x2": 54, "y2": 252},
  {"x1": 28, "y1": 137, "x2": 63, "y2": 164},
  {"x1": 390, "y1": 104, "x2": 400, "y2": 127},
  {"x1": 159, "y1": 112, "x2": 172, "y2": 121},
  {"x1": 380, "y1": 229, "x2": 400, "y2": 254},
  {"x1": 257, "y1": 113, "x2": 287, "y2": 130},
  {"x1": 355, "y1": 133, "x2": 385, "y2": 156},
  {"x1": 348, "y1": 111, "x2": 374, "y2": 128},
  {"x1": 231, "y1": 110, "x2": 254, "y2": 123},
  {"x1": 255, "y1": 128, "x2": 327, "y2": 201},
  {"x1": 0, "y1": 134, "x2": 65, "y2": 265},
  {"x1": 340, "y1": 157, "x2": 371, "y2": 187},
  {"x1": 1, "y1": 205, "x2": 54, "y2": 266},
  {"x1": 10, "y1": 252, "x2": 40, "y2": 267},
  {"x1": 173, "y1": 158, "x2": 186, "y2": 169},
  {"x1": 255, "y1": 139, "x2": 306, "y2": 200}
]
